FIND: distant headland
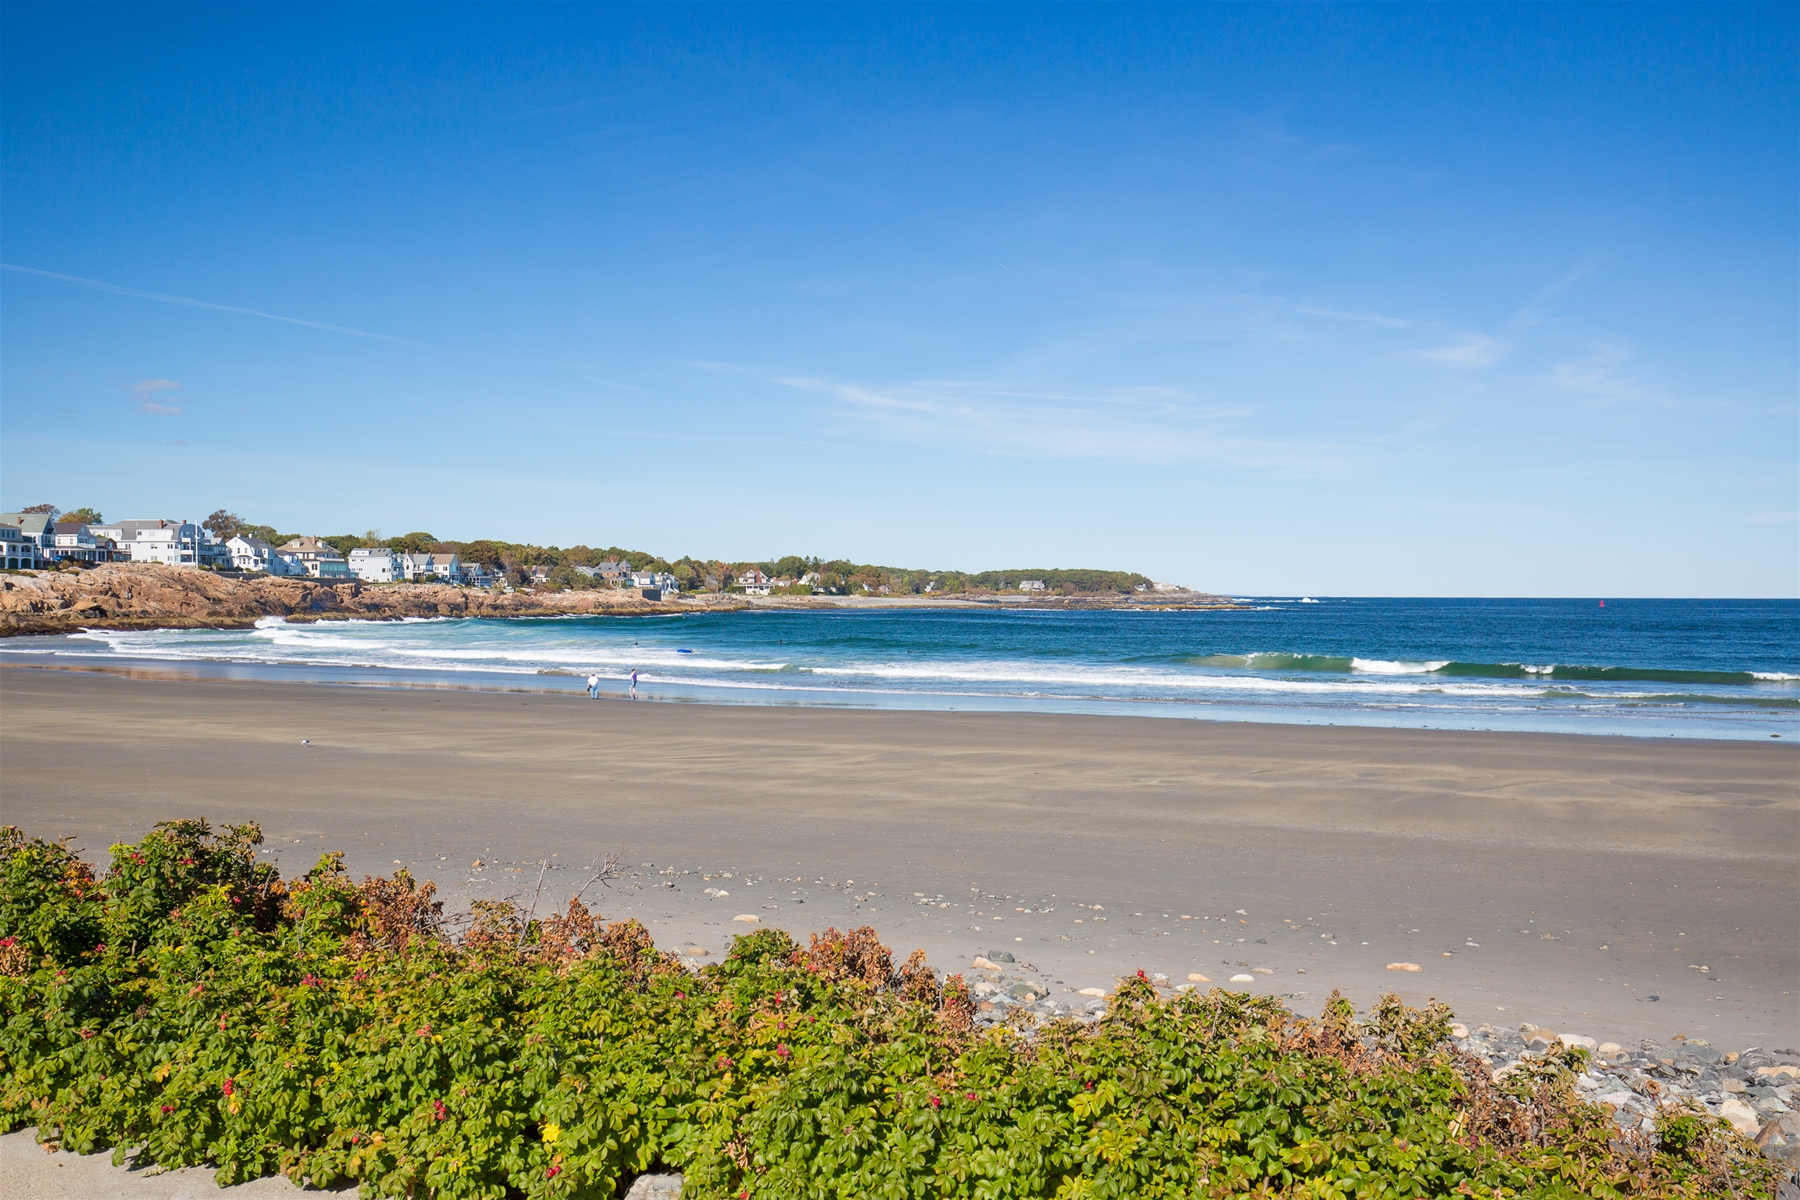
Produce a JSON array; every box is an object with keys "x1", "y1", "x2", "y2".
[{"x1": 0, "y1": 504, "x2": 1239, "y2": 635}]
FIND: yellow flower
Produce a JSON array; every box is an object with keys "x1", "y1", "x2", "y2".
[{"x1": 542, "y1": 1122, "x2": 561, "y2": 1144}]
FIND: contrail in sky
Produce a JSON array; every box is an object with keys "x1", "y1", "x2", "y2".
[{"x1": 1, "y1": 262, "x2": 417, "y2": 344}]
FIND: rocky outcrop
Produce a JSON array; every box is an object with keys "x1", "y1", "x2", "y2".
[
  {"x1": 0, "y1": 564, "x2": 693, "y2": 636},
  {"x1": 0, "y1": 565, "x2": 1240, "y2": 637}
]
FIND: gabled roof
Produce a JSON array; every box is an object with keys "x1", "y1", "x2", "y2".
[{"x1": 0, "y1": 512, "x2": 56, "y2": 536}]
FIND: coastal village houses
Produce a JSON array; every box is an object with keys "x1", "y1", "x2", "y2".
[
  {"x1": 737, "y1": 567, "x2": 772, "y2": 595},
  {"x1": 572, "y1": 560, "x2": 631, "y2": 585},
  {"x1": 400, "y1": 551, "x2": 462, "y2": 582},
  {"x1": 277, "y1": 536, "x2": 352, "y2": 578},
  {"x1": 52, "y1": 522, "x2": 115, "y2": 563},
  {"x1": 85, "y1": 518, "x2": 221, "y2": 568}
]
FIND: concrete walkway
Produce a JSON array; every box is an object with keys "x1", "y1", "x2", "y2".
[{"x1": 0, "y1": 1130, "x2": 683, "y2": 1198}]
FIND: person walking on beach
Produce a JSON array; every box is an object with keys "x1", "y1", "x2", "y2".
[
  {"x1": 629, "y1": 669, "x2": 639, "y2": 699},
  {"x1": 585, "y1": 673, "x2": 599, "y2": 699}
]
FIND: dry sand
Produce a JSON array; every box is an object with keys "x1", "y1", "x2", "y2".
[{"x1": 2, "y1": 664, "x2": 1795, "y2": 1049}]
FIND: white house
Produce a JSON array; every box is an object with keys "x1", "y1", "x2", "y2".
[
  {"x1": 1018, "y1": 580, "x2": 1047, "y2": 591},
  {"x1": 129, "y1": 521, "x2": 207, "y2": 567},
  {"x1": 225, "y1": 535, "x2": 284, "y2": 573},
  {"x1": 629, "y1": 570, "x2": 679, "y2": 593},
  {"x1": 0, "y1": 517, "x2": 49, "y2": 570},
  {"x1": 348, "y1": 547, "x2": 402, "y2": 583},
  {"x1": 0, "y1": 512, "x2": 57, "y2": 567}
]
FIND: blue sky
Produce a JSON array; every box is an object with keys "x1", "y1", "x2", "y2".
[{"x1": 3, "y1": 2, "x2": 1795, "y2": 596}]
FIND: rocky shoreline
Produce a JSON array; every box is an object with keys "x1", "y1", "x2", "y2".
[
  {"x1": 1459, "y1": 1023, "x2": 1800, "y2": 1165},
  {"x1": 952, "y1": 954, "x2": 1800, "y2": 1176},
  {"x1": 0, "y1": 564, "x2": 1237, "y2": 637}
]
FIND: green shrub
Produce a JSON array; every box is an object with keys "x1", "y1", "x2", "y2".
[{"x1": 0, "y1": 824, "x2": 1784, "y2": 1198}]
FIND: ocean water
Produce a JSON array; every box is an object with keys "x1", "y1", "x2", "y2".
[{"x1": 7, "y1": 597, "x2": 1796, "y2": 739}]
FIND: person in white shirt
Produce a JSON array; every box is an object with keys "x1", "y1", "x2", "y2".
[{"x1": 585, "y1": 673, "x2": 599, "y2": 699}]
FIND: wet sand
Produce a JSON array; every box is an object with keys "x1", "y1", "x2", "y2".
[{"x1": 2, "y1": 664, "x2": 1794, "y2": 1047}]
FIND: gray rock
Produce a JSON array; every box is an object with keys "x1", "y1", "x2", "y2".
[
  {"x1": 624, "y1": 1175, "x2": 683, "y2": 1199},
  {"x1": 987, "y1": 950, "x2": 1015, "y2": 963}
]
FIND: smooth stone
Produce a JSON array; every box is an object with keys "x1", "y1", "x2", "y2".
[
  {"x1": 1187, "y1": 973, "x2": 1211, "y2": 983},
  {"x1": 1450, "y1": 1023, "x2": 1469, "y2": 1038},
  {"x1": 1251, "y1": 967, "x2": 1273, "y2": 975},
  {"x1": 986, "y1": 950, "x2": 1016, "y2": 963},
  {"x1": 1229, "y1": 974, "x2": 1255, "y2": 983},
  {"x1": 1077, "y1": 987, "x2": 1107, "y2": 997},
  {"x1": 731, "y1": 914, "x2": 760, "y2": 923},
  {"x1": 624, "y1": 1174, "x2": 683, "y2": 1198},
  {"x1": 1719, "y1": 1097, "x2": 1761, "y2": 1136},
  {"x1": 1561, "y1": 1034, "x2": 1598, "y2": 1050},
  {"x1": 1598, "y1": 1042, "x2": 1622, "y2": 1054},
  {"x1": 1386, "y1": 962, "x2": 1422, "y2": 972},
  {"x1": 970, "y1": 956, "x2": 1002, "y2": 970}
]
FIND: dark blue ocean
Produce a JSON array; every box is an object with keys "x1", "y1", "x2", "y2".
[{"x1": 11, "y1": 597, "x2": 1796, "y2": 739}]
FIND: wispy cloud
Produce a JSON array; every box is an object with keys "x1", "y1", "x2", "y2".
[
  {"x1": 2, "y1": 263, "x2": 419, "y2": 344},
  {"x1": 1413, "y1": 259, "x2": 1600, "y2": 370},
  {"x1": 131, "y1": 378, "x2": 184, "y2": 414},
  {"x1": 775, "y1": 374, "x2": 1349, "y2": 471}
]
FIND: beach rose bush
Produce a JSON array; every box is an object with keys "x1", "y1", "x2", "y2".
[{"x1": 0, "y1": 822, "x2": 1784, "y2": 1199}]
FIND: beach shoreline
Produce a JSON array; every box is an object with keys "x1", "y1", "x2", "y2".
[{"x1": 3, "y1": 664, "x2": 1793, "y2": 1051}]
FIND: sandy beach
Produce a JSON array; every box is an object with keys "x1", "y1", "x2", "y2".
[{"x1": 2, "y1": 664, "x2": 1794, "y2": 1048}]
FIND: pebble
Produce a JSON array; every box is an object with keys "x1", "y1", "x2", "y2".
[
  {"x1": 731, "y1": 914, "x2": 759, "y2": 923},
  {"x1": 1229, "y1": 974, "x2": 1255, "y2": 984},
  {"x1": 1077, "y1": 987, "x2": 1107, "y2": 997},
  {"x1": 1386, "y1": 962, "x2": 1422, "y2": 972},
  {"x1": 1187, "y1": 972, "x2": 1211, "y2": 983}
]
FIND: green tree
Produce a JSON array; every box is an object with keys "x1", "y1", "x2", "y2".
[
  {"x1": 451, "y1": 540, "x2": 505, "y2": 567},
  {"x1": 386, "y1": 531, "x2": 439, "y2": 555},
  {"x1": 202, "y1": 510, "x2": 246, "y2": 540},
  {"x1": 60, "y1": 506, "x2": 103, "y2": 526}
]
